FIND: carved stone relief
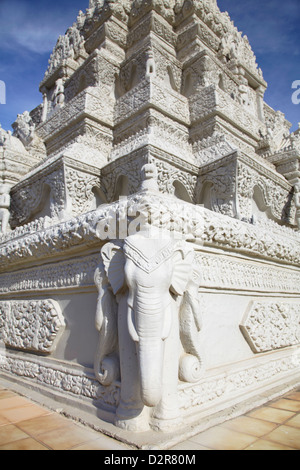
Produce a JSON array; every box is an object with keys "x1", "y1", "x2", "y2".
[
  {"x1": 0, "y1": 300, "x2": 65, "y2": 354},
  {"x1": 94, "y1": 234, "x2": 204, "y2": 431},
  {"x1": 237, "y1": 160, "x2": 294, "y2": 224},
  {"x1": 240, "y1": 300, "x2": 300, "y2": 353},
  {"x1": 0, "y1": 0, "x2": 299, "y2": 442},
  {"x1": 10, "y1": 156, "x2": 101, "y2": 227},
  {"x1": 1, "y1": 193, "x2": 300, "y2": 273}
]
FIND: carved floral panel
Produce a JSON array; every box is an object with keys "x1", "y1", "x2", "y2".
[
  {"x1": 240, "y1": 300, "x2": 300, "y2": 353},
  {"x1": 0, "y1": 300, "x2": 65, "y2": 354}
]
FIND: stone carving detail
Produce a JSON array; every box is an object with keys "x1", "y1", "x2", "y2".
[
  {"x1": 10, "y1": 166, "x2": 66, "y2": 227},
  {"x1": 295, "y1": 184, "x2": 300, "y2": 230},
  {"x1": 0, "y1": 347, "x2": 299, "y2": 420},
  {"x1": 197, "y1": 252, "x2": 300, "y2": 294},
  {"x1": 0, "y1": 351, "x2": 119, "y2": 408},
  {"x1": 52, "y1": 79, "x2": 65, "y2": 110},
  {"x1": 259, "y1": 108, "x2": 291, "y2": 155},
  {"x1": 237, "y1": 161, "x2": 293, "y2": 223},
  {"x1": 240, "y1": 300, "x2": 300, "y2": 353},
  {"x1": 0, "y1": 217, "x2": 52, "y2": 245},
  {"x1": 44, "y1": 24, "x2": 85, "y2": 79},
  {"x1": 156, "y1": 160, "x2": 197, "y2": 202},
  {"x1": 10, "y1": 156, "x2": 102, "y2": 227},
  {"x1": 0, "y1": 300, "x2": 65, "y2": 353},
  {"x1": 217, "y1": 30, "x2": 263, "y2": 78},
  {"x1": 0, "y1": 254, "x2": 100, "y2": 294},
  {"x1": 12, "y1": 111, "x2": 35, "y2": 147},
  {"x1": 94, "y1": 235, "x2": 203, "y2": 431},
  {"x1": 0, "y1": 184, "x2": 11, "y2": 234},
  {"x1": 1, "y1": 193, "x2": 300, "y2": 272},
  {"x1": 193, "y1": 133, "x2": 237, "y2": 166},
  {"x1": 198, "y1": 156, "x2": 238, "y2": 217},
  {"x1": 65, "y1": 168, "x2": 101, "y2": 215},
  {"x1": 0, "y1": 0, "x2": 299, "y2": 441},
  {"x1": 179, "y1": 349, "x2": 300, "y2": 411}
]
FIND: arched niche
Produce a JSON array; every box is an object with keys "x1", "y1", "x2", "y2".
[
  {"x1": 182, "y1": 72, "x2": 193, "y2": 98},
  {"x1": 90, "y1": 187, "x2": 107, "y2": 210},
  {"x1": 196, "y1": 182, "x2": 213, "y2": 210},
  {"x1": 173, "y1": 181, "x2": 192, "y2": 203},
  {"x1": 251, "y1": 185, "x2": 274, "y2": 222},
  {"x1": 113, "y1": 175, "x2": 129, "y2": 201},
  {"x1": 27, "y1": 183, "x2": 52, "y2": 223}
]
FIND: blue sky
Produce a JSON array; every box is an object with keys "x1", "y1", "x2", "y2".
[{"x1": 0, "y1": 0, "x2": 299, "y2": 132}]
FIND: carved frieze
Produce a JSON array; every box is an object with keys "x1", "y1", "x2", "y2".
[
  {"x1": 0, "y1": 254, "x2": 100, "y2": 295},
  {"x1": 10, "y1": 155, "x2": 101, "y2": 227},
  {"x1": 240, "y1": 300, "x2": 300, "y2": 353},
  {"x1": 1, "y1": 193, "x2": 300, "y2": 273},
  {"x1": 197, "y1": 252, "x2": 300, "y2": 294},
  {"x1": 179, "y1": 349, "x2": 300, "y2": 411},
  {"x1": 0, "y1": 300, "x2": 65, "y2": 354},
  {"x1": 0, "y1": 351, "x2": 119, "y2": 408},
  {"x1": 115, "y1": 78, "x2": 190, "y2": 127},
  {"x1": 0, "y1": 347, "x2": 298, "y2": 416}
]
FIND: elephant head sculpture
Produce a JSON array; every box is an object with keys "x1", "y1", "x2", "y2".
[{"x1": 94, "y1": 233, "x2": 203, "y2": 431}]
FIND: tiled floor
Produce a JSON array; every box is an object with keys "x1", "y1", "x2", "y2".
[
  {"x1": 0, "y1": 385, "x2": 129, "y2": 450},
  {"x1": 0, "y1": 382, "x2": 299, "y2": 450}
]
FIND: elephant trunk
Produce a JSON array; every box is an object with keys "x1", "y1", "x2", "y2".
[
  {"x1": 138, "y1": 337, "x2": 164, "y2": 407},
  {"x1": 129, "y1": 288, "x2": 172, "y2": 408}
]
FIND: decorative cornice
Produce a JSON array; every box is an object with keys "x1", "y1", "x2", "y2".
[{"x1": 1, "y1": 193, "x2": 300, "y2": 272}]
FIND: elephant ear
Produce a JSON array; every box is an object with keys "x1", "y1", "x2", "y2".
[
  {"x1": 101, "y1": 241, "x2": 125, "y2": 295},
  {"x1": 170, "y1": 246, "x2": 195, "y2": 296}
]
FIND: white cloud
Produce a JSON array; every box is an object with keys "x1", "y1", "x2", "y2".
[{"x1": 0, "y1": 0, "x2": 79, "y2": 54}]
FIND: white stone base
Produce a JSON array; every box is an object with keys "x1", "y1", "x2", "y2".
[{"x1": 1, "y1": 347, "x2": 299, "y2": 449}]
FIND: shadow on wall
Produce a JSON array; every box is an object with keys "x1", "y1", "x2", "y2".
[{"x1": 52, "y1": 293, "x2": 99, "y2": 369}]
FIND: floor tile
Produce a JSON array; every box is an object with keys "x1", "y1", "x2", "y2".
[
  {"x1": 247, "y1": 406, "x2": 295, "y2": 424},
  {"x1": 285, "y1": 414, "x2": 300, "y2": 429},
  {"x1": 264, "y1": 425, "x2": 300, "y2": 450},
  {"x1": 245, "y1": 439, "x2": 295, "y2": 451},
  {"x1": 0, "y1": 396, "x2": 32, "y2": 410},
  {"x1": 285, "y1": 391, "x2": 300, "y2": 402},
  {"x1": 0, "y1": 414, "x2": 10, "y2": 426},
  {"x1": 0, "y1": 404, "x2": 52, "y2": 424},
  {"x1": 37, "y1": 423, "x2": 102, "y2": 450},
  {"x1": 220, "y1": 415, "x2": 277, "y2": 437},
  {"x1": 269, "y1": 399, "x2": 300, "y2": 413},
  {"x1": 0, "y1": 390, "x2": 18, "y2": 400},
  {"x1": 16, "y1": 413, "x2": 70, "y2": 436},
  {"x1": 72, "y1": 436, "x2": 131, "y2": 451},
  {"x1": 169, "y1": 440, "x2": 211, "y2": 451},
  {"x1": 0, "y1": 381, "x2": 299, "y2": 451},
  {"x1": 189, "y1": 426, "x2": 258, "y2": 450},
  {"x1": 0, "y1": 424, "x2": 28, "y2": 446},
  {"x1": 0, "y1": 437, "x2": 49, "y2": 450}
]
